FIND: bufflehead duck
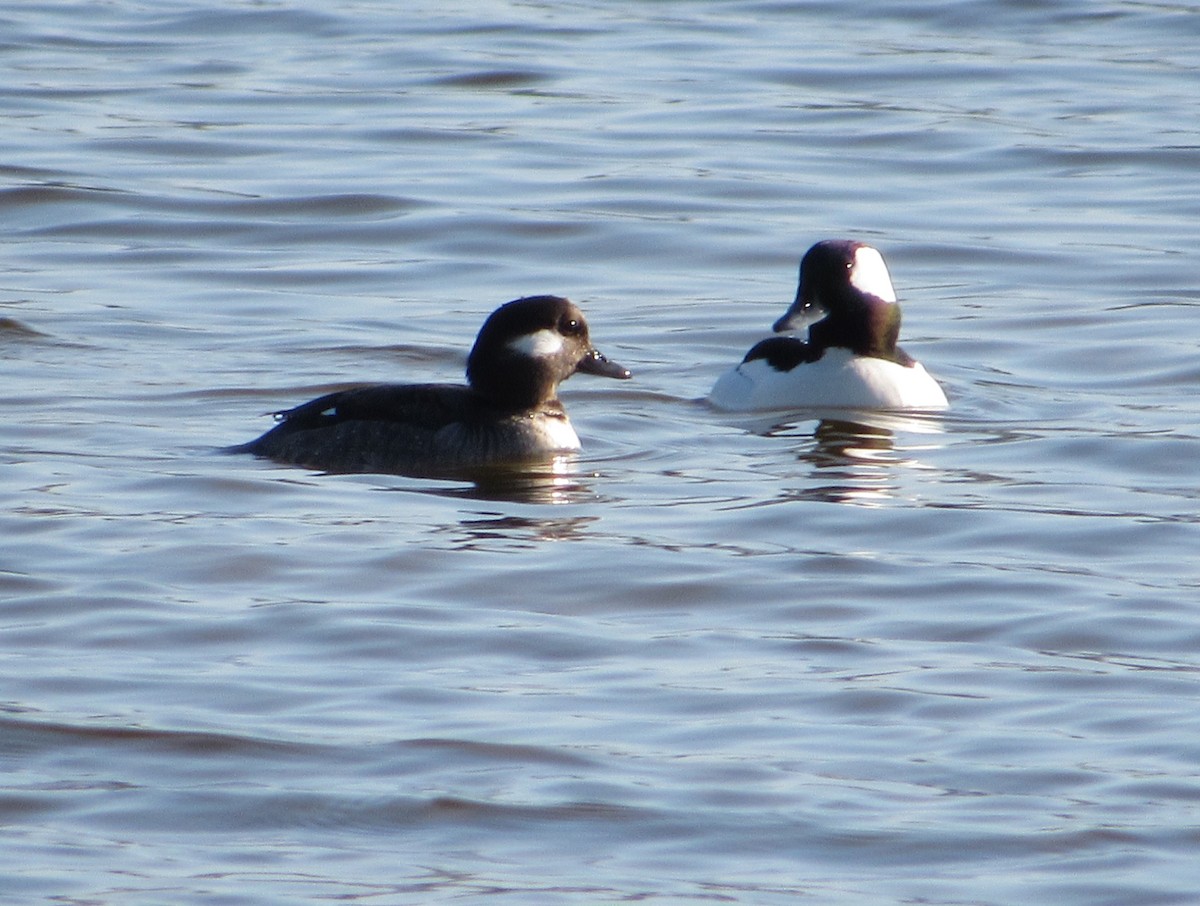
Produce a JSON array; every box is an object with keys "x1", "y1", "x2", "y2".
[
  {"x1": 232, "y1": 295, "x2": 630, "y2": 474},
  {"x1": 709, "y1": 240, "x2": 948, "y2": 411}
]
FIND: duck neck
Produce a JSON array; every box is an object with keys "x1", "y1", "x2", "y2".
[
  {"x1": 809, "y1": 299, "x2": 901, "y2": 359},
  {"x1": 467, "y1": 354, "x2": 555, "y2": 412}
]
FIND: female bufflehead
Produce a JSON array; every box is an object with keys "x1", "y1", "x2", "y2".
[
  {"x1": 232, "y1": 295, "x2": 630, "y2": 474},
  {"x1": 709, "y1": 240, "x2": 948, "y2": 411}
]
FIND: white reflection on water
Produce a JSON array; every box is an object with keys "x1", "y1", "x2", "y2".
[{"x1": 714, "y1": 411, "x2": 947, "y2": 506}]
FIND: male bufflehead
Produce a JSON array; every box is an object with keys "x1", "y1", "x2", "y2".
[
  {"x1": 709, "y1": 240, "x2": 948, "y2": 411},
  {"x1": 232, "y1": 295, "x2": 630, "y2": 474}
]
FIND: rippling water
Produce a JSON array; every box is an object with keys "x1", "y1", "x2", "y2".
[{"x1": 4, "y1": 1, "x2": 1200, "y2": 903}]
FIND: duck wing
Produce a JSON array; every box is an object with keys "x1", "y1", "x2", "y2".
[
  {"x1": 742, "y1": 336, "x2": 822, "y2": 370},
  {"x1": 271, "y1": 383, "x2": 479, "y2": 431},
  {"x1": 233, "y1": 384, "x2": 490, "y2": 472}
]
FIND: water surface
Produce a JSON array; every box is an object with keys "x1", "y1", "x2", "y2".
[{"x1": 4, "y1": 1, "x2": 1200, "y2": 903}]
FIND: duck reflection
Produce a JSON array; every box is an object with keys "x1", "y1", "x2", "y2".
[
  {"x1": 418, "y1": 453, "x2": 604, "y2": 506},
  {"x1": 449, "y1": 511, "x2": 599, "y2": 547},
  {"x1": 426, "y1": 456, "x2": 604, "y2": 547},
  {"x1": 760, "y1": 411, "x2": 944, "y2": 505},
  {"x1": 793, "y1": 419, "x2": 898, "y2": 504}
]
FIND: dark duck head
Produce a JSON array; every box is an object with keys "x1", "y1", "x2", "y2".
[
  {"x1": 466, "y1": 295, "x2": 630, "y2": 411},
  {"x1": 772, "y1": 239, "x2": 909, "y2": 365}
]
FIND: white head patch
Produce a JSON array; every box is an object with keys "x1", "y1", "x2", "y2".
[
  {"x1": 508, "y1": 328, "x2": 565, "y2": 358},
  {"x1": 849, "y1": 246, "x2": 897, "y2": 303}
]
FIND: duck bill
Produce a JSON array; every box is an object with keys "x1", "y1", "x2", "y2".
[
  {"x1": 577, "y1": 347, "x2": 631, "y2": 379},
  {"x1": 773, "y1": 291, "x2": 827, "y2": 334}
]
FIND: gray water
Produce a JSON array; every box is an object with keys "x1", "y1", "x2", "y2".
[{"x1": 4, "y1": 1, "x2": 1200, "y2": 903}]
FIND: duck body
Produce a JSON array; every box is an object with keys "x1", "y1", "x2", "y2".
[
  {"x1": 709, "y1": 240, "x2": 947, "y2": 412},
  {"x1": 710, "y1": 343, "x2": 946, "y2": 411},
  {"x1": 232, "y1": 295, "x2": 629, "y2": 474},
  {"x1": 235, "y1": 383, "x2": 584, "y2": 474}
]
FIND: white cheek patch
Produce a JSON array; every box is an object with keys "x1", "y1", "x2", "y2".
[
  {"x1": 508, "y1": 328, "x2": 565, "y2": 358},
  {"x1": 850, "y1": 246, "x2": 897, "y2": 303}
]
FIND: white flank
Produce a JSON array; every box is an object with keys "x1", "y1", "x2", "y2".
[
  {"x1": 849, "y1": 246, "x2": 897, "y2": 303},
  {"x1": 508, "y1": 328, "x2": 565, "y2": 358},
  {"x1": 539, "y1": 417, "x2": 582, "y2": 451},
  {"x1": 709, "y1": 347, "x2": 947, "y2": 411}
]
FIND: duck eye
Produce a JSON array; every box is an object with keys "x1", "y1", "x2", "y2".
[{"x1": 559, "y1": 317, "x2": 583, "y2": 336}]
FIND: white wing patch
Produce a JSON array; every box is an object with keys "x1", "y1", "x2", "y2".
[
  {"x1": 508, "y1": 328, "x2": 565, "y2": 358},
  {"x1": 849, "y1": 246, "x2": 897, "y2": 303}
]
